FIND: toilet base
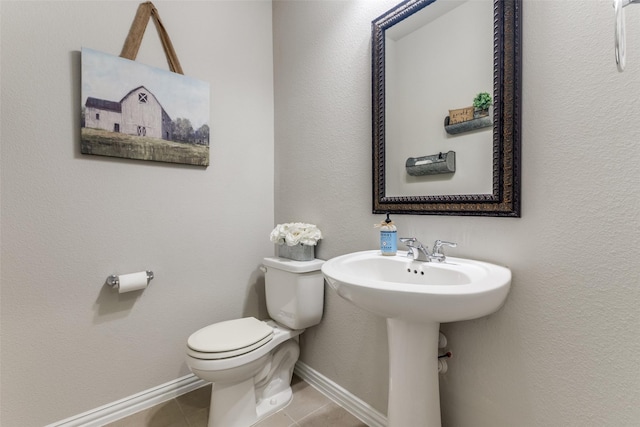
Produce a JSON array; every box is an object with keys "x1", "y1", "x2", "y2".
[
  {"x1": 208, "y1": 378, "x2": 258, "y2": 427},
  {"x1": 203, "y1": 338, "x2": 300, "y2": 427},
  {"x1": 256, "y1": 386, "x2": 293, "y2": 422},
  {"x1": 255, "y1": 339, "x2": 299, "y2": 420},
  {"x1": 206, "y1": 379, "x2": 295, "y2": 427}
]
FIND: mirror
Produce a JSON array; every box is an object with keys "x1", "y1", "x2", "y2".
[{"x1": 372, "y1": 0, "x2": 521, "y2": 216}]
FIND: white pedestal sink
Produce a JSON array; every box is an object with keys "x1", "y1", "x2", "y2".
[{"x1": 321, "y1": 250, "x2": 511, "y2": 427}]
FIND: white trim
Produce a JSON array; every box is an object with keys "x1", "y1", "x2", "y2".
[
  {"x1": 45, "y1": 363, "x2": 386, "y2": 427},
  {"x1": 294, "y1": 361, "x2": 388, "y2": 427},
  {"x1": 45, "y1": 374, "x2": 209, "y2": 427}
]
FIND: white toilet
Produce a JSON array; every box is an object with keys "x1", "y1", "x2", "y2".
[{"x1": 185, "y1": 257, "x2": 325, "y2": 427}]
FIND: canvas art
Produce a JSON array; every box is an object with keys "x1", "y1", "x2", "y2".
[{"x1": 81, "y1": 47, "x2": 210, "y2": 166}]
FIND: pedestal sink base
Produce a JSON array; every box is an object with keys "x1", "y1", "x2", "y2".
[
  {"x1": 321, "y1": 251, "x2": 512, "y2": 427},
  {"x1": 387, "y1": 319, "x2": 441, "y2": 427}
]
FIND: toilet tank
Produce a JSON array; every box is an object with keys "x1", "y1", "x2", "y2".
[{"x1": 262, "y1": 257, "x2": 325, "y2": 330}]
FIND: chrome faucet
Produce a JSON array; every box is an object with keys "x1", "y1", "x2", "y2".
[
  {"x1": 400, "y1": 237, "x2": 457, "y2": 262},
  {"x1": 430, "y1": 240, "x2": 458, "y2": 262},
  {"x1": 399, "y1": 237, "x2": 431, "y2": 261}
]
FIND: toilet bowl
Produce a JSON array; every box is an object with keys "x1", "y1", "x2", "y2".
[{"x1": 185, "y1": 257, "x2": 325, "y2": 427}]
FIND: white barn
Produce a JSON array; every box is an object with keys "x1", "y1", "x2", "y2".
[{"x1": 84, "y1": 86, "x2": 173, "y2": 140}]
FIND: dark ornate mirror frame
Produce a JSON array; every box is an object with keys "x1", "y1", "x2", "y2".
[{"x1": 372, "y1": 0, "x2": 521, "y2": 216}]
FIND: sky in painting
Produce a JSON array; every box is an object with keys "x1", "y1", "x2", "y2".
[{"x1": 81, "y1": 47, "x2": 210, "y2": 129}]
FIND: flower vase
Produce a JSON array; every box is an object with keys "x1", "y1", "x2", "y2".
[
  {"x1": 474, "y1": 108, "x2": 489, "y2": 118},
  {"x1": 278, "y1": 244, "x2": 315, "y2": 261}
]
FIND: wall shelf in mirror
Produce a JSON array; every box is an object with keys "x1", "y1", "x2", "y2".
[
  {"x1": 444, "y1": 115, "x2": 492, "y2": 135},
  {"x1": 406, "y1": 151, "x2": 456, "y2": 176}
]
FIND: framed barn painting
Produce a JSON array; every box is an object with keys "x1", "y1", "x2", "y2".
[{"x1": 81, "y1": 47, "x2": 210, "y2": 166}]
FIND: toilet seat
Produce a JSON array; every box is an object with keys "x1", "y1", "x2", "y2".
[{"x1": 187, "y1": 317, "x2": 274, "y2": 360}]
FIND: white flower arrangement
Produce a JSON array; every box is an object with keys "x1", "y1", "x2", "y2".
[{"x1": 270, "y1": 223, "x2": 322, "y2": 246}]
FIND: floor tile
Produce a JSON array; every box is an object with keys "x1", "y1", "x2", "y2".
[
  {"x1": 184, "y1": 407, "x2": 209, "y2": 427},
  {"x1": 251, "y1": 410, "x2": 297, "y2": 427},
  {"x1": 281, "y1": 378, "x2": 332, "y2": 422},
  {"x1": 176, "y1": 384, "x2": 211, "y2": 417},
  {"x1": 296, "y1": 402, "x2": 367, "y2": 427}
]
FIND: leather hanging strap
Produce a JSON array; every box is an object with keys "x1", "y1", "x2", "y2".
[{"x1": 120, "y1": 1, "x2": 184, "y2": 74}]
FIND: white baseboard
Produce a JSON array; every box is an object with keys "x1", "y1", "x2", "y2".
[
  {"x1": 46, "y1": 362, "x2": 386, "y2": 427},
  {"x1": 45, "y1": 374, "x2": 209, "y2": 427},
  {"x1": 294, "y1": 361, "x2": 388, "y2": 427}
]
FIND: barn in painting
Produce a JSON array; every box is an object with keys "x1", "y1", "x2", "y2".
[{"x1": 84, "y1": 86, "x2": 173, "y2": 140}]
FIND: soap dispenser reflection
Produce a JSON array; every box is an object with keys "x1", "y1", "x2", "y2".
[{"x1": 379, "y1": 213, "x2": 397, "y2": 256}]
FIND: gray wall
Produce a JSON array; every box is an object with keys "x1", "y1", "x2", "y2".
[
  {"x1": 2, "y1": 1, "x2": 639, "y2": 426},
  {"x1": 274, "y1": 0, "x2": 640, "y2": 426},
  {"x1": 1, "y1": 1, "x2": 274, "y2": 425}
]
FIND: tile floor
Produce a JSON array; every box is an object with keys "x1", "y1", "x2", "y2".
[{"x1": 104, "y1": 375, "x2": 367, "y2": 427}]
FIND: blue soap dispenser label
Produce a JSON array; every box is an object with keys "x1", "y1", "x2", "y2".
[
  {"x1": 379, "y1": 213, "x2": 397, "y2": 256},
  {"x1": 381, "y1": 230, "x2": 397, "y2": 254}
]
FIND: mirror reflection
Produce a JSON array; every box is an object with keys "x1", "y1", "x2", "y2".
[{"x1": 385, "y1": 0, "x2": 494, "y2": 197}]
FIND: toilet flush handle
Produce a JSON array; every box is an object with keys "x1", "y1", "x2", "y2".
[{"x1": 260, "y1": 266, "x2": 267, "y2": 273}]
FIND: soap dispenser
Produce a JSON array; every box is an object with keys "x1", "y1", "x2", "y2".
[{"x1": 379, "y1": 213, "x2": 397, "y2": 256}]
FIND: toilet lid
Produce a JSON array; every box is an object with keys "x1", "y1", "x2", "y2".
[{"x1": 187, "y1": 317, "x2": 274, "y2": 358}]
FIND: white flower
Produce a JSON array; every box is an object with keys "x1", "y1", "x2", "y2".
[{"x1": 270, "y1": 222, "x2": 322, "y2": 246}]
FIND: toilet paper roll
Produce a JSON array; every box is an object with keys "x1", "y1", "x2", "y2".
[{"x1": 117, "y1": 271, "x2": 149, "y2": 293}]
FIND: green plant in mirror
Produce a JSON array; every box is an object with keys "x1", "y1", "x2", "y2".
[{"x1": 473, "y1": 92, "x2": 492, "y2": 111}]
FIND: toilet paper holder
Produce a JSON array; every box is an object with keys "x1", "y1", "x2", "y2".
[{"x1": 106, "y1": 270, "x2": 154, "y2": 288}]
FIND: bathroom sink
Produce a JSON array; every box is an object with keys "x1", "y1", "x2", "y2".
[
  {"x1": 321, "y1": 250, "x2": 511, "y2": 323},
  {"x1": 322, "y1": 250, "x2": 512, "y2": 426}
]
